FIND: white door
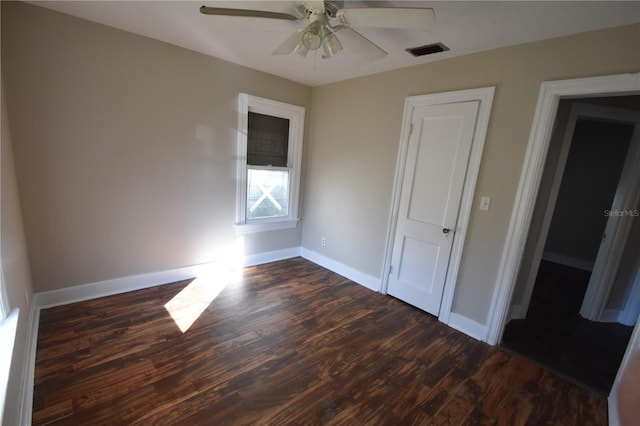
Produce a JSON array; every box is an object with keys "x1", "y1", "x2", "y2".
[
  {"x1": 387, "y1": 101, "x2": 480, "y2": 316},
  {"x1": 580, "y1": 119, "x2": 640, "y2": 321}
]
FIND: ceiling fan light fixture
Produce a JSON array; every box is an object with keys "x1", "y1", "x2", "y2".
[
  {"x1": 322, "y1": 30, "x2": 342, "y2": 58},
  {"x1": 294, "y1": 38, "x2": 310, "y2": 57},
  {"x1": 302, "y1": 21, "x2": 322, "y2": 50}
]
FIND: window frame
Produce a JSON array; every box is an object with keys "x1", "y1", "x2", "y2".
[
  {"x1": 236, "y1": 94, "x2": 305, "y2": 234},
  {"x1": 0, "y1": 277, "x2": 7, "y2": 320}
]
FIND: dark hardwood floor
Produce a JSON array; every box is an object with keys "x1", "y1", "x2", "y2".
[{"x1": 33, "y1": 257, "x2": 607, "y2": 425}]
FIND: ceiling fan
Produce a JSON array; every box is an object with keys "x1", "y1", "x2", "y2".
[{"x1": 200, "y1": 1, "x2": 435, "y2": 62}]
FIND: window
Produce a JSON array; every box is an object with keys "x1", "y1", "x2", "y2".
[{"x1": 236, "y1": 94, "x2": 305, "y2": 233}]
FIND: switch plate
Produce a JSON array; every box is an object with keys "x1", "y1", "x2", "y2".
[{"x1": 480, "y1": 196, "x2": 491, "y2": 211}]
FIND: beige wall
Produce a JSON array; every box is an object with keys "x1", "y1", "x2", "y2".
[
  {"x1": 302, "y1": 24, "x2": 640, "y2": 325},
  {"x1": 1, "y1": 2, "x2": 311, "y2": 292},
  {"x1": 2, "y1": 1, "x2": 639, "y2": 330},
  {"x1": 1, "y1": 70, "x2": 34, "y2": 425}
]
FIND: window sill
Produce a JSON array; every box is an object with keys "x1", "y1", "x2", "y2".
[{"x1": 235, "y1": 219, "x2": 299, "y2": 234}]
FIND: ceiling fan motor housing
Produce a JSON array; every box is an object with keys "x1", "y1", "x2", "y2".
[{"x1": 324, "y1": 1, "x2": 344, "y2": 18}]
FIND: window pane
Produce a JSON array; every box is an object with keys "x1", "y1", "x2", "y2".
[
  {"x1": 247, "y1": 169, "x2": 289, "y2": 220},
  {"x1": 247, "y1": 112, "x2": 289, "y2": 167}
]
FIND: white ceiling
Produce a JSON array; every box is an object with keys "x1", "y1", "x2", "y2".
[{"x1": 29, "y1": 1, "x2": 640, "y2": 87}]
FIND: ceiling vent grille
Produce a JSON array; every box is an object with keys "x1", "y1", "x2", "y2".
[{"x1": 406, "y1": 42, "x2": 449, "y2": 57}]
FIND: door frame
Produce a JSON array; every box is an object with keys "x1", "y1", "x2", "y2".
[
  {"x1": 486, "y1": 72, "x2": 640, "y2": 346},
  {"x1": 380, "y1": 87, "x2": 495, "y2": 326},
  {"x1": 516, "y1": 102, "x2": 640, "y2": 322},
  {"x1": 619, "y1": 261, "x2": 640, "y2": 326}
]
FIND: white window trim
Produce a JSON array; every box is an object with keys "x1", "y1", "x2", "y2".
[
  {"x1": 0, "y1": 279, "x2": 8, "y2": 320},
  {"x1": 0, "y1": 239, "x2": 7, "y2": 321},
  {"x1": 236, "y1": 94, "x2": 305, "y2": 234}
]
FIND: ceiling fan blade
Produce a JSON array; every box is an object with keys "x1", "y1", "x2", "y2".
[
  {"x1": 333, "y1": 25, "x2": 387, "y2": 62},
  {"x1": 338, "y1": 8, "x2": 435, "y2": 31},
  {"x1": 272, "y1": 30, "x2": 304, "y2": 55},
  {"x1": 199, "y1": 6, "x2": 300, "y2": 21}
]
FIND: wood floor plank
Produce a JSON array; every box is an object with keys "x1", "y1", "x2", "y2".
[
  {"x1": 33, "y1": 257, "x2": 608, "y2": 425},
  {"x1": 31, "y1": 399, "x2": 73, "y2": 425}
]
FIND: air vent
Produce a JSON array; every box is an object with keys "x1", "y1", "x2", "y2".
[{"x1": 406, "y1": 42, "x2": 449, "y2": 57}]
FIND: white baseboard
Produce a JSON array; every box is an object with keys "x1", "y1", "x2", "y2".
[
  {"x1": 300, "y1": 248, "x2": 381, "y2": 292},
  {"x1": 243, "y1": 247, "x2": 301, "y2": 268},
  {"x1": 301, "y1": 249, "x2": 489, "y2": 343},
  {"x1": 542, "y1": 251, "x2": 594, "y2": 271},
  {"x1": 35, "y1": 265, "x2": 203, "y2": 310},
  {"x1": 619, "y1": 307, "x2": 640, "y2": 327},
  {"x1": 35, "y1": 248, "x2": 303, "y2": 310},
  {"x1": 509, "y1": 304, "x2": 527, "y2": 320},
  {"x1": 600, "y1": 308, "x2": 638, "y2": 327},
  {"x1": 601, "y1": 309, "x2": 623, "y2": 324},
  {"x1": 447, "y1": 312, "x2": 486, "y2": 342}
]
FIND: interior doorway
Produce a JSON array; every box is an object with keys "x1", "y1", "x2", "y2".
[
  {"x1": 501, "y1": 95, "x2": 640, "y2": 395},
  {"x1": 381, "y1": 87, "x2": 494, "y2": 327}
]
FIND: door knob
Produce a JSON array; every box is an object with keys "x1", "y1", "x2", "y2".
[{"x1": 443, "y1": 228, "x2": 450, "y2": 234}]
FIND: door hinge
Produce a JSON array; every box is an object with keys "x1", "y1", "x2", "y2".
[
  {"x1": 409, "y1": 123, "x2": 414, "y2": 137},
  {"x1": 389, "y1": 265, "x2": 394, "y2": 275}
]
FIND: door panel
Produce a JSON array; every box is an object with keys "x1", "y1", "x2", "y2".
[
  {"x1": 387, "y1": 101, "x2": 479, "y2": 316},
  {"x1": 398, "y1": 236, "x2": 440, "y2": 292},
  {"x1": 408, "y1": 114, "x2": 469, "y2": 225}
]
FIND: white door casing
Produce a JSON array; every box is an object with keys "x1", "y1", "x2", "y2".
[
  {"x1": 516, "y1": 102, "x2": 640, "y2": 322},
  {"x1": 382, "y1": 87, "x2": 495, "y2": 324},
  {"x1": 487, "y1": 73, "x2": 640, "y2": 346}
]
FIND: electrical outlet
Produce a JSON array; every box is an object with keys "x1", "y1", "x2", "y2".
[
  {"x1": 321, "y1": 237, "x2": 326, "y2": 247},
  {"x1": 480, "y1": 196, "x2": 491, "y2": 211}
]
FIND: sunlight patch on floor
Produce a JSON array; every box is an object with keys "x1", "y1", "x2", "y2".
[{"x1": 164, "y1": 238, "x2": 244, "y2": 333}]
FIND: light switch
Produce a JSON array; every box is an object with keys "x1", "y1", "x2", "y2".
[{"x1": 480, "y1": 196, "x2": 491, "y2": 211}]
